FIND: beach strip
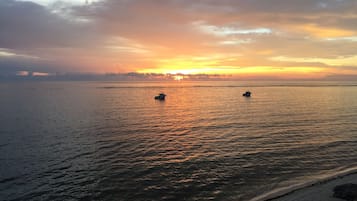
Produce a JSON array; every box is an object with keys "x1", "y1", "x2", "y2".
[{"x1": 250, "y1": 167, "x2": 357, "y2": 201}]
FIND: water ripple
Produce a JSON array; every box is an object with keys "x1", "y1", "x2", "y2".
[{"x1": 1, "y1": 81, "x2": 357, "y2": 201}]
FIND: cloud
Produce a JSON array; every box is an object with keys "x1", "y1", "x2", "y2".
[
  {"x1": 0, "y1": 0, "x2": 357, "y2": 78},
  {"x1": 0, "y1": 0, "x2": 99, "y2": 49}
]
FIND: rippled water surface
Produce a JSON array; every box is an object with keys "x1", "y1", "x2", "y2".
[{"x1": 1, "y1": 81, "x2": 357, "y2": 201}]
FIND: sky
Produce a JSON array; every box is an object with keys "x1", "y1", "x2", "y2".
[{"x1": 0, "y1": 0, "x2": 357, "y2": 79}]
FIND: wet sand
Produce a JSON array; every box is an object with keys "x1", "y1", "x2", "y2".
[
  {"x1": 250, "y1": 168, "x2": 357, "y2": 201},
  {"x1": 270, "y1": 173, "x2": 357, "y2": 201}
]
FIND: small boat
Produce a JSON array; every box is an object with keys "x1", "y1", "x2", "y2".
[
  {"x1": 243, "y1": 91, "x2": 251, "y2": 97},
  {"x1": 154, "y1": 93, "x2": 166, "y2": 100}
]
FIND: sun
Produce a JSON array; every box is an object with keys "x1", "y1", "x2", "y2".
[{"x1": 173, "y1": 75, "x2": 184, "y2": 81}]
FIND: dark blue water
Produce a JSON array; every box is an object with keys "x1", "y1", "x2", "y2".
[{"x1": 1, "y1": 81, "x2": 357, "y2": 201}]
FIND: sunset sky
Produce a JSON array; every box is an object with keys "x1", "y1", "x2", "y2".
[{"x1": 1, "y1": 0, "x2": 357, "y2": 79}]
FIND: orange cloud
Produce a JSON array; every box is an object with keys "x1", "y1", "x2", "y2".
[{"x1": 297, "y1": 24, "x2": 355, "y2": 38}]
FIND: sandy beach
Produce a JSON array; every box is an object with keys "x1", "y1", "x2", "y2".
[
  {"x1": 250, "y1": 168, "x2": 357, "y2": 201},
  {"x1": 270, "y1": 173, "x2": 357, "y2": 201}
]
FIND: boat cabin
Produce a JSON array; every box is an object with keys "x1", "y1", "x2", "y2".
[
  {"x1": 243, "y1": 91, "x2": 251, "y2": 97},
  {"x1": 155, "y1": 93, "x2": 166, "y2": 100}
]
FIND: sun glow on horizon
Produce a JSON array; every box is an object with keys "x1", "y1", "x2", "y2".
[
  {"x1": 173, "y1": 75, "x2": 184, "y2": 81},
  {"x1": 136, "y1": 65, "x2": 329, "y2": 79}
]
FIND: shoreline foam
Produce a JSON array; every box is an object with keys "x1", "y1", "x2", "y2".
[{"x1": 249, "y1": 167, "x2": 357, "y2": 201}]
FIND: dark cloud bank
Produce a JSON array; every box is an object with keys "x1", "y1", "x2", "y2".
[{"x1": 1, "y1": 72, "x2": 357, "y2": 81}]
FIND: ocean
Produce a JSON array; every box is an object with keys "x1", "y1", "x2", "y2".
[{"x1": 1, "y1": 81, "x2": 357, "y2": 201}]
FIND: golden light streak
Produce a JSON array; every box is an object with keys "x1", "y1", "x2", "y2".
[
  {"x1": 138, "y1": 64, "x2": 326, "y2": 78},
  {"x1": 299, "y1": 24, "x2": 355, "y2": 38},
  {"x1": 272, "y1": 55, "x2": 357, "y2": 66}
]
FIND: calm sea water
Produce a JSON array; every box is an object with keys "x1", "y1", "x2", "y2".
[{"x1": 1, "y1": 81, "x2": 357, "y2": 201}]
